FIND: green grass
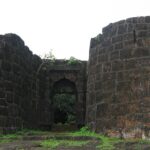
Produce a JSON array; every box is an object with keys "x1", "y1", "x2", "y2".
[
  {"x1": 40, "y1": 139, "x2": 60, "y2": 149},
  {"x1": 40, "y1": 126, "x2": 122, "y2": 150},
  {"x1": 96, "y1": 135, "x2": 122, "y2": 150},
  {"x1": 65, "y1": 140, "x2": 89, "y2": 147},
  {"x1": 1, "y1": 127, "x2": 150, "y2": 150},
  {"x1": 0, "y1": 129, "x2": 47, "y2": 144},
  {"x1": 40, "y1": 139, "x2": 89, "y2": 149},
  {"x1": 0, "y1": 133, "x2": 22, "y2": 144},
  {"x1": 70, "y1": 126, "x2": 121, "y2": 150},
  {"x1": 137, "y1": 139, "x2": 150, "y2": 144}
]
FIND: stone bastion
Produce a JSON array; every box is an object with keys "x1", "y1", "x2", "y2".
[{"x1": 86, "y1": 16, "x2": 150, "y2": 139}]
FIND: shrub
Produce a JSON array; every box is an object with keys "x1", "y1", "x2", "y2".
[{"x1": 67, "y1": 56, "x2": 80, "y2": 65}]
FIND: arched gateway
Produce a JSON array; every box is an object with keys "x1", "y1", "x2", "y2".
[{"x1": 37, "y1": 59, "x2": 87, "y2": 129}]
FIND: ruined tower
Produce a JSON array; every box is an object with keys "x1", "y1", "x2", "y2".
[{"x1": 86, "y1": 16, "x2": 150, "y2": 138}]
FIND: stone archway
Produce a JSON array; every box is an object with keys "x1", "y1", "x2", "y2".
[{"x1": 51, "y1": 78, "x2": 77, "y2": 125}]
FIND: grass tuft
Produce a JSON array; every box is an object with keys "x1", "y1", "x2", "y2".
[
  {"x1": 40, "y1": 139, "x2": 60, "y2": 149},
  {"x1": 40, "y1": 139, "x2": 89, "y2": 149},
  {"x1": 71, "y1": 126, "x2": 122, "y2": 150}
]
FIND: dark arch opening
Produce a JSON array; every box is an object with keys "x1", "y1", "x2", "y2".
[{"x1": 51, "y1": 78, "x2": 77, "y2": 125}]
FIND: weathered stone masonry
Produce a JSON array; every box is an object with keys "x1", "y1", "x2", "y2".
[
  {"x1": 0, "y1": 34, "x2": 42, "y2": 131},
  {"x1": 0, "y1": 34, "x2": 87, "y2": 133},
  {"x1": 86, "y1": 16, "x2": 150, "y2": 138},
  {"x1": 0, "y1": 16, "x2": 150, "y2": 139}
]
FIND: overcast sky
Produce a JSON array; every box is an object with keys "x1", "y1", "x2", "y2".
[{"x1": 0, "y1": 0, "x2": 150, "y2": 60}]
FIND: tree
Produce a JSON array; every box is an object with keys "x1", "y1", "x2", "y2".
[{"x1": 53, "y1": 93, "x2": 76, "y2": 123}]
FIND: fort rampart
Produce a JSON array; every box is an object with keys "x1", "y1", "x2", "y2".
[{"x1": 86, "y1": 16, "x2": 150, "y2": 138}]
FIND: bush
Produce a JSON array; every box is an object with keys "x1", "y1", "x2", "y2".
[{"x1": 67, "y1": 56, "x2": 80, "y2": 65}]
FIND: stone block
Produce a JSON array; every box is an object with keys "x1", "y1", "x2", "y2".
[
  {"x1": 5, "y1": 81, "x2": 13, "y2": 91},
  {"x1": 1, "y1": 61, "x2": 11, "y2": 72},
  {"x1": 135, "y1": 24, "x2": 148, "y2": 30},
  {"x1": 103, "y1": 62, "x2": 112, "y2": 72},
  {"x1": 0, "y1": 98, "x2": 7, "y2": 106},
  {"x1": 137, "y1": 31, "x2": 148, "y2": 37},
  {"x1": 98, "y1": 54, "x2": 108, "y2": 62},
  {"x1": 112, "y1": 60, "x2": 124, "y2": 71},
  {"x1": 145, "y1": 16, "x2": 150, "y2": 23},
  {"x1": 112, "y1": 35, "x2": 123, "y2": 43},
  {"x1": 0, "y1": 106, "x2": 8, "y2": 116},
  {"x1": 134, "y1": 48, "x2": 150, "y2": 57},
  {"x1": 95, "y1": 81, "x2": 102, "y2": 91},
  {"x1": 118, "y1": 24, "x2": 127, "y2": 35},
  {"x1": 110, "y1": 50, "x2": 120, "y2": 61},
  {"x1": 87, "y1": 107, "x2": 96, "y2": 122},
  {"x1": 114, "y1": 42, "x2": 123, "y2": 50},
  {"x1": 125, "y1": 60, "x2": 136, "y2": 70},
  {"x1": 6, "y1": 92, "x2": 14, "y2": 103},
  {"x1": 0, "y1": 90, "x2": 5, "y2": 98},
  {"x1": 95, "y1": 91, "x2": 103, "y2": 102},
  {"x1": 96, "y1": 103, "x2": 108, "y2": 118},
  {"x1": 120, "y1": 48, "x2": 132, "y2": 59},
  {"x1": 127, "y1": 23, "x2": 134, "y2": 32}
]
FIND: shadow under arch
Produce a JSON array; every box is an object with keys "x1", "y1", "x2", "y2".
[{"x1": 51, "y1": 78, "x2": 78, "y2": 127}]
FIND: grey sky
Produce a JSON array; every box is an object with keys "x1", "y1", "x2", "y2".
[{"x1": 0, "y1": 0, "x2": 149, "y2": 60}]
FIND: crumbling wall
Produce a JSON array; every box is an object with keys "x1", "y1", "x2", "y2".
[
  {"x1": 0, "y1": 34, "x2": 87, "y2": 133},
  {"x1": 87, "y1": 16, "x2": 150, "y2": 138},
  {"x1": 0, "y1": 34, "x2": 49, "y2": 133}
]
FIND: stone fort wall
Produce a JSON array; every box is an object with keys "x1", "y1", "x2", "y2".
[
  {"x1": 0, "y1": 34, "x2": 87, "y2": 133},
  {"x1": 86, "y1": 16, "x2": 150, "y2": 138},
  {"x1": 0, "y1": 34, "x2": 52, "y2": 132},
  {"x1": 0, "y1": 16, "x2": 150, "y2": 139}
]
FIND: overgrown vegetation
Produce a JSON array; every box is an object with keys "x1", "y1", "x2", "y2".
[
  {"x1": 71, "y1": 126, "x2": 150, "y2": 150},
  {"x1": 71, "y1": 126, "x2": 122, "y2": 150},
  {"x1": 67, "y1": 56, "x2": 80, "y2": 65},
  {"x1": 53, "y1": 94, "x2": 76, "y2": 123},
  {"x1": 1, "y1": 127, "x2": 150, "y2": 150}
]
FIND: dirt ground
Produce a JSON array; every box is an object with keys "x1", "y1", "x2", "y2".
[
  {"x1": 1, "y1": 139, "x2": 150, "y2": 150},
  {"x1": 0, "y1": 134, "x2": 100, "y2": 150},
  {"x1": 0, "y1": 139, "x2": 99, "y2": 150},
  {"x1": 0, "y1": 133, "x2": 150, "y2": 150}
]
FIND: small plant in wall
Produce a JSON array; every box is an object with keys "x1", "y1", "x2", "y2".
[
  {"x1": 43, "y1": 49, "x2": 56, "y2": 63},
  {"x1": 38, "y1": 50, "x2": 56, "y2": 71},
  {"x1": 35, "y1": 50, "x2": 56, "y2": 104},
  {"x1": 67, "y1": 56, "x2": 80, "y2": 65}
]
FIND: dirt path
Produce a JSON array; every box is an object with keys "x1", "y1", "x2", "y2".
[{"x1": 115, "y1": 142, "x2": 150, "y2": 150}]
